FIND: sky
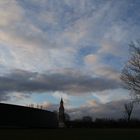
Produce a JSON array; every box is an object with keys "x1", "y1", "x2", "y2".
[{"x1": 0, "y1": 0, "x2": 140, "y2": 120}]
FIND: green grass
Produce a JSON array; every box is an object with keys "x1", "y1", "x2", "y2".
[{"x1": 0, "y1": 128, "x2": 140, "y2": 140}]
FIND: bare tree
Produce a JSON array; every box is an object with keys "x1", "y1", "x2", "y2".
[
  {"x1": 121, "y1": 41, "x2": 140, "y2": 100},
  {"x1": 124, "y1": 102, "x2": 134, "y2": 122}
]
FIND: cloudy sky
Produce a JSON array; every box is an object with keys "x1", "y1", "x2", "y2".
[{"x1": 0, "y1": 0, "x2": 140, "y2": 119}]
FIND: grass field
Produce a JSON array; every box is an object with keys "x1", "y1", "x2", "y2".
[{"x1": 0, "y1": 128, "x2": 140, "y2": 140}]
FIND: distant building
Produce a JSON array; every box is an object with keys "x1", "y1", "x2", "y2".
[
  {"x1": 58, "y1": 98, "x2": 65, "y2": 128},
  {"x1": 0, "y1": 103, "x2": 58, "y2": 128}
]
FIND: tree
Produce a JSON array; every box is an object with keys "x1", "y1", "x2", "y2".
[
  {"x1": 124, "y1": 102, "x2": 134, "y2": 122},
  {"x1": 121, "y1": 41, "x2": 140, "y2": 100}
]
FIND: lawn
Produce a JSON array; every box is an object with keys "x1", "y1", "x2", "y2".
[{"x1": 0, "y1": 128, "x2": 140, "y2": 140}]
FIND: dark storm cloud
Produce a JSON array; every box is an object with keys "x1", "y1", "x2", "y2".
[
  {"x1": 0, "y1": 69, "x2": 121, "y2": 101},
  {"x1": 0, "y1": 69, "x2": 120, "y2": 95},
  {"x1": 0, "y1": 92, "x2": 11, "y2": 102}
]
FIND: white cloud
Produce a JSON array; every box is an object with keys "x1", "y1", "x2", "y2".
[
  {"x1": 84, "y1": 54, "x2": 100, "y2": 65},
  {"x1": 52, "y1": 91, "x2": 70, "y2": 104},
  {"x1": 84, "y1": 53, "x2": 120, "y2": 81},
  {"x1": 94, "y1": 66, "x2": 120, "y2": 81},
  {"x1": 0, "y1": 0, "x2": 23, "y2": 26},
  {"x1": 92, "y1": 88, "x2": 130, "y2": 104},
  {"x1": 85, "y1": 99, "x2": 99, "y2": 107}
]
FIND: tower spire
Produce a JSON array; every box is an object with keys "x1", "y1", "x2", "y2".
[{"x1": 58, "y1": 98, "x2": 65, "y2": 128}]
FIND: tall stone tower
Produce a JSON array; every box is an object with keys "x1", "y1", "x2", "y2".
[{"x1": 58, "y1": 98, "x2": 65, "y2": 128}]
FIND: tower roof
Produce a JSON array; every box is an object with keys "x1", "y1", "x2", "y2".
[{"x1": 60, "y1": 98, "x2": 63, "y2": 103}]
